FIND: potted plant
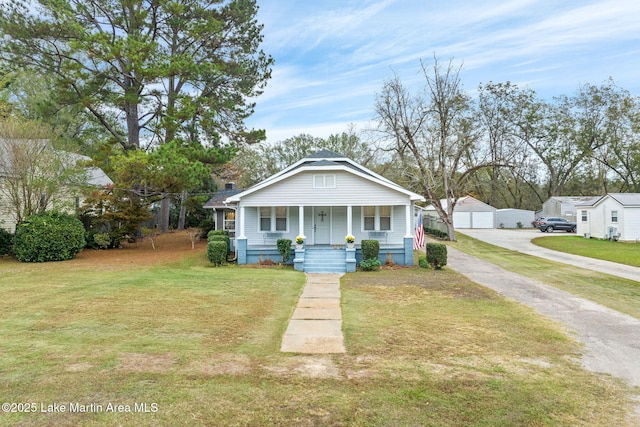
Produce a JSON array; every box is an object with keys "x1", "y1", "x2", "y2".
[
  {"x1": 345, "y1": 234, "x2": 355, "y2": 249},
  {"x1": 295, "y1": 235, "x2": 305, "y2": 249}
]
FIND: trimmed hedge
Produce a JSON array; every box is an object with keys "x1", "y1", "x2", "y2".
[
  {"x1": 277, "y1": 238, "x2": 292, "y2": 263},
  {"x1": 0, "y1": 228, "x2": 13, "y2": 256},
  {"x1": 426, "y1": 242, "x2": 447, "y2": 269},
  {"x1": 361, "y1": 239, "x2": 380, "y2": 261},
  {"x1": 14, "y1": 212, "x2": 86, "y2": 262},
  {"x1": 207, "y1": 241, "x2": 227, "y2": 266},
  {"x1": 209, "y1": 235, "x2": 230, "y2": 254},
  {"x1": 425, "y1": 226, "x2": 448, "y2": 240}
]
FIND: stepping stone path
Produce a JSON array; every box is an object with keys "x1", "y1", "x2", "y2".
[{"x1": 281, "y1": 273, "x2": 346, "y2": 353}]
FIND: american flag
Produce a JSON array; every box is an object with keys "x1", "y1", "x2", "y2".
[{"x1": 413, "y1": 213, "x2": 425, "y2": 250}]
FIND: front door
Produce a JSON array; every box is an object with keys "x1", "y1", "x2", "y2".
[{"x1": 314, "y1": 207, "x2": 331, "y2": 245}]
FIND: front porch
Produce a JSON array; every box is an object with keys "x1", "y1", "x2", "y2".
[{"x1": 237, "y1": 240, "x2": 414, "y2": 273}]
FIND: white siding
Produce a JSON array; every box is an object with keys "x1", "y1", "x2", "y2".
[
  {"x1": 240, "y1": 170, "x2": 409, "y2": 206},
  {"x1": 623, "y1": 207, "x2": 640, "y2": 241}
]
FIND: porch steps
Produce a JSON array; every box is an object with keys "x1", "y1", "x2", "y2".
[{"x1": 304, "y1": 248, "x2": 347, "y2": 273}]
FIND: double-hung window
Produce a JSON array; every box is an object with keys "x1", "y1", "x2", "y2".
[
  {"x1": 581, "y1": 210, "x2": 587, "y2": 222},
  {"x1": 611, "y1": 210, "x2": 618, "y2": 223},
  {"x1": 362, "y1": 206, "x2": 392, "y2": 231},
  {"x1": 313, "y1": 174, "x2": 336, "y2": 188},
  {"x1": 259, "y1": 207, "x2": 288, "y2": 232}
]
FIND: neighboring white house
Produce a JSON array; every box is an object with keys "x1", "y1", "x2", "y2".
[
  {"x1": 425, "y1": 196, "x2": 496, "y2": 229},
  {"x1": 576, "y1": 193, "x2": 640, "y2": 241},
  {"x1": 540, "y1": 196, "x2": 600, "y2": 222},
  {"x1": 0, "y1": 139, "x2": 113, "y2": 232},
  {"x1": 223, "y1": 149, "x2": 425, "y2": 272},
  {"x1": 496, "y1": 208, "x2": 536, "y2": 228}
]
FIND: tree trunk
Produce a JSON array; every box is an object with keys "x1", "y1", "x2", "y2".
[
  {"x1": 177, "y1": 190, "x2": 187, "y2": 230},
  {"x1": 159, "y1": 195, "x2": 170, "y2": 233}
]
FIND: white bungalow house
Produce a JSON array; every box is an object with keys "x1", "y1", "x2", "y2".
[
  {"x1": 223, "y1": 149, "x2": 425, "y2": 273},
  {"x1": 576, "y1": 193, "x2": 640, "y2": 241}
]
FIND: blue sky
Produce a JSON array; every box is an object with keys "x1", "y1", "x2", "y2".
[{"x1": 246, "y1": 0, "x2": 640, "y2": 143}]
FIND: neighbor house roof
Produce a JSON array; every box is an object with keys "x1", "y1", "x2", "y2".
[
  {"x1": 0, "y1": 139, "x2": 112, "y2": 186},
  {"x1": 424, "y1": 196, "x2": 496, "y2": 212},
  {"x1": 577, "y1": 193, "x2": 640, "y2": 208},
  {"x1": 204, "y1": 184, "x2": 243, "y2": 209},
  {"x1": 225, "y1": 149, "x2": 424, "y2": 203}
]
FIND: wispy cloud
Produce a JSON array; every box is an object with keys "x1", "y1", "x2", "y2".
[{"x1": 249, "y1": 0, "x2": 640, "y2": 142}]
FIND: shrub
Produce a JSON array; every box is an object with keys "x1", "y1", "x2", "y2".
[
  {"x1": 516, "y1": 221, "x2": 523, "y2": 229},
  {"x1": 14, "y1": 212, "x2": 86, "y2": 262},
  {"x1": 361, "y1": 239, "x2": 380, "y2": 261},
  {"x1": 199, "y1": 218, "x2": 215, "y2": 238},
  {"x1": 418, "y1": 256, "x2": 429, "y2": 268},
  {"x1": 92, "y1": 232, "x2": 112, "y2": 249},
  {"x1": 0, "y1": 228, "x2": 13, "y2": 256},
  {"x1": 424, "y1": 227, "x2": 448, "y2": 240},
  {"x1": 277, "y1": 238, "x2": 292, "y2": 263},
  {"x1": 426, "y1": 242, "x2": 447, "y2": 269},
  {"x1": 207, "y1": 241, "x2": 227, "y2": 266},
  {"x1": 360, "y1": 258, "x2": 381, "y2": 271},
  {"x1": 207, "y1": 229, "x2": 229, "y2": 240},
  {"x1": 209, "y1": 234, "x2": 230, "y2": 254}
]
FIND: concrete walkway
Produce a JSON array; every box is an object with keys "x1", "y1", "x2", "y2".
[{"x1": 281, "y1": 273, "x2": 346, "y2": 353}]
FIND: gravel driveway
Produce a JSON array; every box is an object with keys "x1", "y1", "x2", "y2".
[{"x1": 444, "y1": 229, "x2": 640, "y2": 415}]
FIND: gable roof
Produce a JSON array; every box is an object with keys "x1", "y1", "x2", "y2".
[
  {"x1": 424, "y1": 196, "x2": 496, "y2": 212},
  {"x1": 579, "y1": 193, "x2": 640, "y2": 208},
  {"x1": 225, "y1": 150, "x2": 424, "y2": 203}
]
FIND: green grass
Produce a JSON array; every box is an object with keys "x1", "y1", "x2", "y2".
[
  {"x1": 0, "y1": 242, "x2": 637, "y2": 426},
  {"x1": 451, "y1": 233, "x2": 640, "y2": 320},
  {"x1": 533, "y1": 236, "x2": 640, "y2": 267}
]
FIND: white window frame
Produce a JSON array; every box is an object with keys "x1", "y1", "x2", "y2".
[
  {"x1": 313, "y1": 174, "x2": 336, "y2": 189},
  {"x1": 611, "y1": 210, "x2": 618, "y2": 223},
  {"x1": 581, "y1": 210, "x2": 587, "y2": 222},
  {"x1": 258, "y1": 206, "x2": 289, "y2": 233},
  {"x1": 361, "y1": 206, "x2": 393, "y2": 232}
]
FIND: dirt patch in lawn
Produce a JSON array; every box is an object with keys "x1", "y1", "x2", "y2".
[
  {"x1": 71, "y1": 230, "x2": 207, "y2": 269},
  {"x1": 117, "y1": 352, "x2": 176, "y2": 373}
]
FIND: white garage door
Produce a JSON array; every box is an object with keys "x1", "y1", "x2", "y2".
[
  {"x1": 472, "y1": 212, "x2": 494, "y2": 228},
  {"x1": 453, "y1": 212, "x2": 471, "y2": 228}
]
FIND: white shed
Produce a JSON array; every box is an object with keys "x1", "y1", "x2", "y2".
[
  {"x1": 425, "y1": 196, "x2": 496, "y2": 229},
  {"x1": 496, "y1": 208, "x2": 536, "y2": 228}
]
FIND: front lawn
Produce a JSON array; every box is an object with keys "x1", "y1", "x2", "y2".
[
  {"x1": 0, "y1": 232, "x2": 636, "y2": 426},
  {"x1": 533, "y1": 236, "x2": 640, "y2": 267}
]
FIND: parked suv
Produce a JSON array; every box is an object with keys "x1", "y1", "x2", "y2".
[{"x1": 536, "y1": 217, "x2": 577, "y2": 233}]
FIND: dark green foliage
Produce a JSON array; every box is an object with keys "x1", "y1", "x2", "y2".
[
  {"x1": 425, "y1": 227, "x2": 448, "y2": 240},
  {"x1": 208, "y1": 234, "x2": 230, "y2": 254},
  {"x1": 92, "y1": 232, "x2": 112, "y2": 249},
  {"x1": 207, "y1": 241, "x2": 227, "y2": 266},
  {"x1": 0, "y1": 228, "x2": 13, "y2": 255},
  {"x1": 14, "y1": 212, "x2": 86, "y2": 262},
  {"x1": 361, "y1": 240, "x2": 380, "y2": 261},
  {"x1": 426, "y1": 243, "x2": 447, "y2": 269},
  {"x1": 199, "y1": 218, "x2": 216, "y2": 238},
  {"x1": 359, "y1": 258, "x2": 381, "y2": 271},
  {"x1": 208, "y1": 229, "x2": 229, "y2": 238},
  {"x1": 277, "y1": 238, "x2": 292, "y2": 263},
  {"x1": 418, "y1": 256, "x2": 429, "y2": 268}
]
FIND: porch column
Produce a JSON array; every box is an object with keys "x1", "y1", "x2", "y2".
[
  {"x1": 298, "y1": 205, "x2": 305, "y2": 238},
  {"x1": 238, "y1": 206, "x2": 246, "y2": 239},
  {"x1": 347, "y1": 205, "x2": 353, "y2": 236},
  {"x1": 405, "y1": 204, "x2": 412, "y2": 237}
]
